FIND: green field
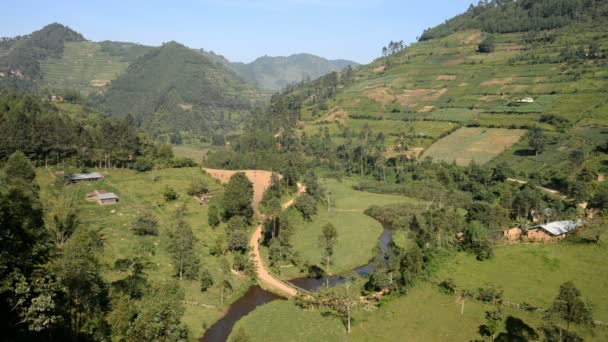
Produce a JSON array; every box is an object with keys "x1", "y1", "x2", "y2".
[
  {"x1": 273, "y1": 178, "x2": 422, "y2": 278},
  {"x1": 37, "y1": 167, "x2": 250, "y2": 340},
  {"x1": 422, "y1": 127, "x2": 527, "y2": 165},
  {"x1": 231, "y1": 301, "x2": 347, "y2": 341},
  {"x1": 438, "y1": 242, "x2": 608, "y2": 321}
]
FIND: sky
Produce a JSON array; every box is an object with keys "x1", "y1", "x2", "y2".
[{"x1": 0, "y1": 0, "x2": 473, "y2": 64}]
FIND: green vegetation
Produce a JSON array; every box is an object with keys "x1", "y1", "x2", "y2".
[
  {"x1": 422, "y1": 127, "x2": 527, "y2": 165},
  {"x1": 88, "y1": 42, "x2": 262, "y2": 138},
  {"x1": 230, "y1": 301, "x2": 347, "y2": 341}
]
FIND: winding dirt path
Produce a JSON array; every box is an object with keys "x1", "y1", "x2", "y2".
[{"x1": 203, "y1": 167, "x2": 305, "y2": 297}]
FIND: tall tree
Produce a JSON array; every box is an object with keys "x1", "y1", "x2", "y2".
[
  {"x1": 222, "y1": 173, "x2": 254, "y2": 221},
  {"x1": 319, "y1": 224, "x2": 338, "y2": 286},
  {"x1": 167, "y1": 208, "x2": 200, "y2": 280},
  {"x1": 528, "y1": 127, "x2": 547, "y2": 157},
  {"x1": 549, "y1": 281, "x2": 593, "y2": 332}
]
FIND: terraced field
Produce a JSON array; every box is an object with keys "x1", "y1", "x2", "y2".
[{"x1": 40, "y1": 41, "x2": 135, "y2": 94}]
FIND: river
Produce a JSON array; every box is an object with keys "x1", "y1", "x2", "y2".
[{"x1": 201, "y1": 224, "x2": 393, "y2": 341}]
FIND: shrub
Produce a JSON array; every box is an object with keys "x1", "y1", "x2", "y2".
[
  {"x1": 438, "y1": 278, "x2": 456, "y2": 294},
  {"x1": 478, "y1": 35, "x2": 495, "y2": 53},
  {"x1": 163, "y1": 186, "x2": 179, "y2": 202},
  {"x1": 187, "y1": 179, "x2": 209, "y2": 197},
  {"x1": 132, "y1": 211, "x2": 159, "y2": 236},
  {"x1": 200, "y1": 268, "x2": 214, "y2": 292},
  {"x1": 133, "y1": 157, "x2": 154, "y2": 172}
]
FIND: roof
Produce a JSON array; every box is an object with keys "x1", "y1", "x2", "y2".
[
  {"x1": 531, "y1": 220, "x2": 582, "y2": 236},
  {"x1": 70, "y1": 172, "x2": 104, "y2": 180},
  {"x1": 97, "y1": 192, "x2": 118, "y2": 200}
]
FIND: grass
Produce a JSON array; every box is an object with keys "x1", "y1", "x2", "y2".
[
  {"x1": 277, "y1": 177, "x2": 421, "y2": 277},
  {"x1": 172, "y1": 142, "x2": 227, "y2": 163},
  {"x1": 36, "y1": 167, "x2": 251, "y2": 340},
  {"x1": 230, "y1": 301, "x2": 347, "y2": 341},
  {"x1": 423, "y1": 127, "x2": 527, "y2": 165},
  {"x1": 437, "y1": 242, "x2": 608, "y2": 321}
]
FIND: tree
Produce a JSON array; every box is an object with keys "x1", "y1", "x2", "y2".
[
  {"x1": 226, "y1": 216, "x2": 249, "y2": 253},
  {"x1": 200, "y1": 268, "x2": 214, "y2": 292},
  {"x1": 549, "y1": 281, "x2": 593, "y2": 332},
  {"x1": 528, "y1": 127, "x2": 547, "y2": 157},
  {"x1": 480, "y1": 308, "x2": 503, "y2": 340},
  {"x1": 295, "y1": 193, "x2": 318, "y2": 221},
  {"x1": 576, "y1": 214, "x2": 606, "y2": 243},
  {"x1": 303, "y1": 171, "x2": 324, "y2": 201},
  {"x1": 187, "y1": 178, "x2": 209, "y2": 197},
  {"x1": 163, "y1": 186, "x2": 179, "y2": 202},
  {"x1": 44, "y1": 188, "x2": 79, "y2": 247},
  {"x1": 167, "y1": 208, "x2": 200, "y2": 280},
  {"x1": 265, "y1": 197, "x2": 282, "y2": 238},
  {"x1": 4, "y1": 151, "x2": 36, "y2": 182},
  {"x1": 478, "y1": 35, "x2": 496, "y2": 53},
  {"x1": 319, "y1": 224, "x2": 338, "y2": 285},
  {"x1": 222, "y1": 172, "x2": 253, "y2": 221},
  {"x1": 125, "y1": 282, "x2": 188, "y2": 342},
  {"x1": 132, "y1": 211, "x2": 159, "y2": 236},
  {"x1": 326, "y1": 282, "x2": 360, "y2": 333},
  {"x1": 219, "y1": 278, "x2": 233, "y2": 304},
  {"x1": 208, "y1": 205, "x2": 221, "y2": 228}
]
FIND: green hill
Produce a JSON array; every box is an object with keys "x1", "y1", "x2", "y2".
[
  {"x1": 89, "y1": 41, "x2": 263, "y2": 137},
  {"x1": 0, "y1": 23, "x2": 85, "y2": 88},
  {"x1": 233, "y1": 53, "x2": 358, "y2": 90},
  {"x1": 265, "y1": 0, "x2": 608, "y2": 186}
]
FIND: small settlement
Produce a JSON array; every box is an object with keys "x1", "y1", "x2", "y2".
[{"x1": 503, "y1": 220, "x2": 583, "y2": 243}]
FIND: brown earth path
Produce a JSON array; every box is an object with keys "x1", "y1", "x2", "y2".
[{"x1": 203, "y1": 168, "x2": 305, "y2": 297}]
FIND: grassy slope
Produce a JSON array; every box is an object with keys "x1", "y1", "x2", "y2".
[
  {"x1": 275, "y1": 178, "x2": 422, "y2": 277},
  {"x1": 36, "y1": 167, "x2": 252, "y2": 340},
  {"x1": 40, "y1": 41, "x2": 132, "y2": 95},
  {"x1": 438, "y1": 242, "x2": 608, "y2": 321},
  {"x1": 296, "y1": 22, "x2": 608, "y2": 171}
]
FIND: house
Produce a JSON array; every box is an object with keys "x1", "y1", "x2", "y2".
[
  {"x1": 503, "y1": 227, "x2": 522, "y2": 241},
  {"x1": 86, "y1": 190, "x2": 119, "y2": 205},
  {"x1": 518, "y1": 97, "x2": 534, "y2": 103},
  {"x1": 527, "y1": 220, "x2": 582, "y2": 242},
  {"x1": 69, "y1": 172, "x2": 104, "y2": 183}
]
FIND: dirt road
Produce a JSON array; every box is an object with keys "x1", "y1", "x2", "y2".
[{"x1": 203, "y1": 167, "x2": 304, "y2": 297}]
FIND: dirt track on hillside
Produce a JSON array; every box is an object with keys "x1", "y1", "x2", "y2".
[{"x1": 203, "y1": 167, "x2": 305, "y2": 297}]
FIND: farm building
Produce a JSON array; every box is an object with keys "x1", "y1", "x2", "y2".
[
  {"x1": 527, "y1": 220, "x2": 582, "y2": 242},
  {"x1": 503, "y1": 227, "x2": 522, "y2": 241},
  {"x1": 86, "y1": 190, "x2": 119, "y2": 205},
  {"x1": 69, "y1": 172, "x2": 104, "y2": 183},
  {"x1": 518, "y1": 97, "x2": 534, "y2": 103}
]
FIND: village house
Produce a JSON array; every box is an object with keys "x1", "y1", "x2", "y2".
[
  {"x1": 69, "y1": 172, "x2": 104, "y2": 183},
  {"x1": 86, "y1": 190, "x2": 119, "y2": 205},
  {"x1": 527, "y1": 220, "x2": 581, "y2": 242},
  {"x1": 503, "y1": 227, "x2": 522, "y2": 241}
]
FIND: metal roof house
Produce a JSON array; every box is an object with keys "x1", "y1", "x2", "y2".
[
  {"x1": 528, "y1": 220, "x2": 582, "y2": 242},
  {"x1": 86, "y1": 190, "x2": 118, "y2": 205},
  {"x1": 69, "y1": 172, "x2": 104, "y2": 183}
]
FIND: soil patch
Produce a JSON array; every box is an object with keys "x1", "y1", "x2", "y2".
[
  {"x1": 437, "y1": 75, "x2": 457, "y2": 81},
  {"x1": 90, "y1": 79, "x2": 110, "y2": 87}
]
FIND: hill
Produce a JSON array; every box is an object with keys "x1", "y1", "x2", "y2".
[
  {"x1": 88, "y1": 41, "x2": 263, "y2": 138},
  {"x1": 260, "y1": 0, "x2": 608, "y2": 192},
  {"x1": 0, "y1": 23, "x2": 85, "y2": 88},
  {"x1": 233, "y1": 53, "x2": 358, "y2": 91}
]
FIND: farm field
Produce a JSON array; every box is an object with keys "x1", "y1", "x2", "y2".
[
  {"x1": 438, "y1": 242, "x2": 608, "y2": 321},
  {"x1": 40, "y1": 42, "x2": 130, "y2": 94},
  {"x1": 36, "y1": 167, "x2": 248, "y2": 340},
  {"x1": 173, "y1": 143, "x2": 226, "y2": 163},
  {"x1": 275, "y1": 178, "x2": 423, "y2": 277},
  {"x1": 422, "y1": 127, "x2": 527, "y2": 165}
]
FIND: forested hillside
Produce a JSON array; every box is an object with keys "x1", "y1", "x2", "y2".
[
  {"x1": 89, "y1": 42, "x2": 264, "y2": 138},
  {"x1": 232, "y1": 53, "x2": 358, "y2": 91},
  {"x1": 419, "y1": 0, "x2": 608, "y2": 41}
]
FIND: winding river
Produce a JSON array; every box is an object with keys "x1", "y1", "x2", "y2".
[{"x1": 201, "y1": 224, "x2": 393, "y2": 342}]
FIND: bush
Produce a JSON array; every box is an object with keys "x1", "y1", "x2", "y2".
[
  {"x1": 187, "y1": 179, "x2": 209, "y2": 197},
  {"x1": 478, "y1": 35, "x2": 495, "y2": 53},
  {"x1": 133, "y1": 157, "x2": 154, "y2": 172},
  {"x1": 163, "y1": 186, "x2": 179, "y2": 202},
  {"x1": 132, "y1": 211, "x2": 159, "y2": 236},
  {"x1": 169, "y1": 157, "x2": 197, "y2": 168},
  {"x1": 200, "y1": 268, "x2": 214, "y2": 292},
  {"x1": 477, "y1": 286, "x2": 503, "y2": 305},
  {"x1": 438, "y1": 278, "x2": 456, "y2": 294}
]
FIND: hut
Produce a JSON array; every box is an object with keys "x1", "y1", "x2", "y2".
[
  {"x1": 69, "y1": 172, "x2": 104, "y2": 183},
  {"x1": 86, "y1": 190, "x2": 119, "y2": 205},
  {"x1": 527, "y1": 220, "x2": 581, "y2": 242}
]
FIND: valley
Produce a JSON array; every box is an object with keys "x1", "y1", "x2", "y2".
[{"x1": 2, "y1": 1, "x2": 608, "y2": 341}]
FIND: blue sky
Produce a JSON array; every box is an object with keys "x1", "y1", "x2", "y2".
[{"x1": 0, "y1": 0, "x2": 472, "y2": 64}]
